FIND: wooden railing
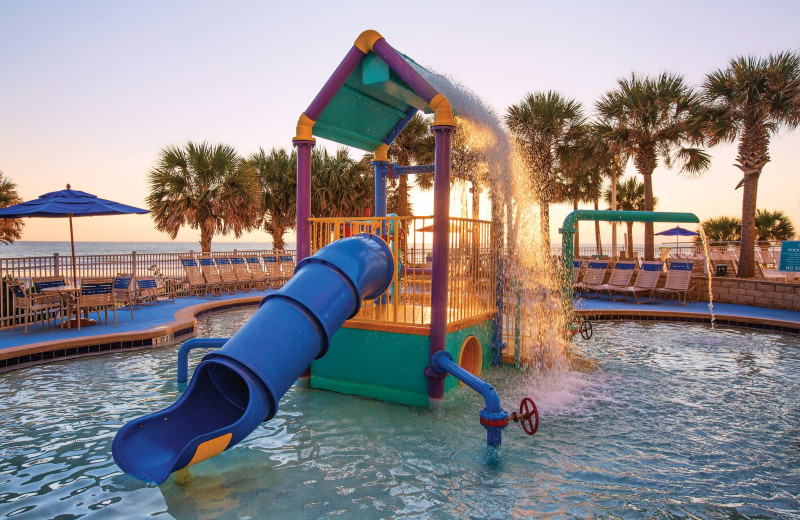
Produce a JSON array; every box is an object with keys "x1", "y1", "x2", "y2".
[
  {"x1": 309, "y1": 216, "x2": 495, "y2": 327},
  {"x1": 0, "y1": 249, "x2": 296, "y2": 329}
]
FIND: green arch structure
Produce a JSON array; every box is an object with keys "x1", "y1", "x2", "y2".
[{"x1": 559, "y1": 210, "x2": 701, "y2": 305}]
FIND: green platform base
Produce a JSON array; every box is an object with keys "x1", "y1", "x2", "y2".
[{"x1": 310, "y1": 319, "x2": 494, "y2": 407}]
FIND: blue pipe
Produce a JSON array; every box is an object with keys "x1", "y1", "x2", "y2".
[
  {"x1": 392, "y1": 164, "x2": 435, "y2": 176},
  {"x1": 382, "y1": 107, "x2": 419, "y2": 145},
  {"x1": 177, "y1": 338, "x2": 228, "y2": 383},
  {"x1": 430, "y1": 351, "x2": 509, "y2": 447},
  {"x1": 113, "y1": 234, "x2": 394, "y2": 484}
]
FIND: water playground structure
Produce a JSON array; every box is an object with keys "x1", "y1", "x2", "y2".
[{"x1": 113, "y1": 29, "x2": 539, "y2": 485}]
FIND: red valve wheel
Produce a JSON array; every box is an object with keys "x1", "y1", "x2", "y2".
[{"x1": 519, "y1": 397, "x2": 539, "y2": 435}]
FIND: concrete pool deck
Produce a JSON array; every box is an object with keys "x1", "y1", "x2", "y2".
[{"x1": 1, "y1": 290, "x2": 798, "y2": 373}]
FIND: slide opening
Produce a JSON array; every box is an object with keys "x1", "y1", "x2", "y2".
[
  {"x1": 457, "y1": 336, "x2": 482, "y2": 386},
  {"x1": 207, "y1": 362, "x2": 250, "y2": 412}
]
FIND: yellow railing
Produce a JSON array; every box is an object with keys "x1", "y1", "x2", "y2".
[{"x1": 309, "y1": 216, "x2": 495, "y2": 328}]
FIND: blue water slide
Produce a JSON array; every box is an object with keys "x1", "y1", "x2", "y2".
[{"x1": 112, "y1": 234, "x2": 394, "y2": 484}]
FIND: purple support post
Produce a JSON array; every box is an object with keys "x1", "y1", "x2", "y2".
[
  {"x1": 372, "y1": 39, "x2": 438, "y2": 103},
  {"x1": 427, "y1": 125, "x2": 454, "y2": 409},
  {"x1": 294, "y1": 140, "x2": 314, "y2": 262},
  {"x1": 305, "y1": 46, "x2": 365, "y2": 121}
]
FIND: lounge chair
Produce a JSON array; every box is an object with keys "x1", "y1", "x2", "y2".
[
  {"x1": 229, "y1": 255, "x2": 254, "y2": 292},
  {"x1": 608, "y1": 261, "x2": 664, "y2": 303},
  {"x1": 278, "y1": 253, "x2": 296, "y2": 280},
  {"x1": 574, "y1": 260, "x2": 610, "y2": 294},
  {"x1": 8, "y1": 279, "x2": 61, "y2": 333},
  {"x1": 580, "y1": 260, "x2": 636, "y2": 297},
  {"x1": 113, "y1": 273, "x2": 136, "y2": 319},
  {"x1": 262, "y1": 253, "x2": 286, "y2": 288},
  {"x1": 213, "y1": 256, "x2": 242, "y2": 294},
  {"x1": 572, "y1": 260, "x2": 583, "y2": 285},
  {"x1": 245, "y1": 256, "x2": 269, "y2": 290},
  {"x1": 199, "y1": 256, "x2": 227, "y2": 296},
  {"x1": 655, "y1": 261, "x2": 695, "y2": 305},
  {"x1": 68, "y1": 277, "x2": 117, "y2": 330},
  {"x1": 136, "y1": 277, "x2": 174, "y2": 306},
  {"x1": 180, "y1": 256, "x2": 210, "y2": 297}
]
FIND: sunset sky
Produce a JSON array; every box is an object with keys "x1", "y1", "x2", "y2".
[{"x1": 2, "y1": 0, "x2": 799, "y2": 247}]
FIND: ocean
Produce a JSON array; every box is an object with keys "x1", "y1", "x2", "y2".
[{"x1": 0, "y1": 241, "x2": 296, "y2": 259}]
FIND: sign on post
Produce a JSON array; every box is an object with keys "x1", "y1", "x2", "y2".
[{"x1": 778, "y1": 241, "x2": 800, "y2": 272}]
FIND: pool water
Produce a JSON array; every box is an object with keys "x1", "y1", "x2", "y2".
[{"x1": 1, "y1": 310, "x2": 799, "y2": 519}]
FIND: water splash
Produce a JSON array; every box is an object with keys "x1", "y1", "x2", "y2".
[
  {"x1": 698, "y1": 228, "x2": 716, "y2": 331},
  {"x1": 415, "y1": 67, "x2": 572, "y2": 372}
]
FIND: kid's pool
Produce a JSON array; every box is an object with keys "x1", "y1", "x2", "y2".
[{"x1": 1, "y1": 309, "x2": 798, "y2": 519}]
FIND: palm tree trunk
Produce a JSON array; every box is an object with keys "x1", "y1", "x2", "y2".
[
  {"x1": 610, "y1": 172, "x2": 618, "y2": 258},
  {"x1": 626, "y1": 222, "x2": 634, "y2": 258},
  {"x1": 540, "y1": 200, "x2": 550, "y2": 252},
  {"x1": 270, "y1": 225, "x2": 286, "y2": 251},
  {"x1": 642, "y1": 171, "x2": 654, "y2": 260},
  {"x1": 594, "y1": 198, "x2": 602, "y2": 256},
  {"x1": 736, "y1": 123, "x2": 769, "y2": 278},
  {"x1": 200, "y1": 228, "x2": 212, "y2": 253},
  {"x1": 398, "y1": 176, "x2": 410, "y2": 216}
]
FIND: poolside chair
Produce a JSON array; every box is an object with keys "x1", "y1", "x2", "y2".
[
  {"x1": 608, "y1": 261, "x2": 664, "y2": 304},
  {"x1": 262, "y1": 253, "x2": 286, "y2": 288},
  {"x1": 572, "y1": 260, "x2": 584, "y2": 285},
  {"x1": 112, "y1": 273, "x2": 136, "y2": 319},
  {"x1": 245, "y1": 256, "x2": 269, "y2": 290},
  {"x1": 199, "y1": 256, "x2": 227, "y2": 296},
  {"x1": 32, "y1": 276, "x2": 67, "y2": 306},
  {"x1": 574, "y1": 260, "x2": 609, "y2": 294},
  {"x1": 179, "y1": 256, "x2": 210, "y2": 297},
  {"x1": 655, "y1": 261, "x2": 695, "y2": 305},
  {"x1": 213, "y1": 256, "x2": 242, "y2": 294},
  {"x1": 136, "y1": 277, "x2": 174, "y2": 306},
  {"x1": 580, "y1": 260, "x2": 636, "y2": 298},
  {"x1": 278, "y1": 253, "x2": 296, "y2": 280},
  {"x1": 8, "y1": 279, "x2": 61, "y2": 333},
  {"x1": 228, "y1": 255, "x2": 254, "y2": 292},
  {"x1": 68, "y1": 277, "x2": 116, "y2": 330}
]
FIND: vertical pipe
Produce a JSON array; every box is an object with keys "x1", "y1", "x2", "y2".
[
  {"x1": 490, "y1": 190, "x2": 505, "y2": 365},
  {"x1": 373, "y1": 161, "x2": 388, "y2": 218},
  {"x1": 428, "y1": 125, "x2": 453, "y2": 408},
  {"x1": 294, "y1": 140, "x2": 314, "y2": 262}
]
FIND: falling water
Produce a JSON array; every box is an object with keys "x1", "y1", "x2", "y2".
[
  {"x1": 416, "y1": 67, "x2": 572, "y2": 372},
  {"x1": 698, "y1": 228, "x2": 717, "y2": 331}
]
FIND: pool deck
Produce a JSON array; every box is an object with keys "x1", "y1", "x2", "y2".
[{"x1": 1, "y1": 290, "x2": 798, "y2": 373}]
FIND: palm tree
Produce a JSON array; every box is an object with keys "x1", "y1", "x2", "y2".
[
  {"x1": 506, "y1": 91, "x2": 586, "y2": 246},
  {"x1": 603, "y1": 176, "x2": 654, "y2": 257},
  {"x1": 388, "y1": 114, "x2": 434, "y2": 216},
  {"x1": 311, "y1": 148, "x2": 373, "y2": 218},
  {"x1": 700, "y1": 216, "x2": 742, "y2": 244},
  {"x1": 595, "y1": 73, "x2": 710, "y2": 260},
  {"x1": 0, "y1": 171, "x2": 24, "y2": 245},
  {"x1": 589, "y1": 128, "x2": 628, "y2": 256},
  {"x1": 755, "y1": 209, "x2": 795, "y2": 242},
  {"x1": 249, "y1": 147, "x2": 297, "y2": 250},
  {"x1": 703, "y1": 51, "x2": 800, "y2": 277},
  {"x1": 147, "y1": 142, "x2": 260, "y2": 252}
]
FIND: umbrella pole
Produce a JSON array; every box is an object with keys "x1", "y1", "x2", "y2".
[{"x1": 69, "y1": 214, "x2": 77, "y2": 287}]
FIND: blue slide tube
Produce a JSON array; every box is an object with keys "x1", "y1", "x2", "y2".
[
  {"x1": 112, "y1": 234, "x2": 394, "y2": 484},
  {"x1": 430, "y1": 351, "x2": 509, "y2": 447}
]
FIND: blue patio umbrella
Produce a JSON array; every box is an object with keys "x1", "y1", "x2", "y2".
[
  {"x1": 655, "y1": 225, "x2": 700, "y2": 248},
  {"x1": 0, "y1": 184, "x2": 148, "y2": 285}
]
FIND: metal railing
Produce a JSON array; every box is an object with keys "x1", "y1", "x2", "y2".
[
  {"x1": 310, "y1": 216, "x2": 495, "y2": 327},
  {"x1": 0, "y1": 249, "x2": 296, "y2": 329}
]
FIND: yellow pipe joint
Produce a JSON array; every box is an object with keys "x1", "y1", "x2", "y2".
[
  {"x1": 354, "y1": 29, "x2": 384, "y2": 54},
  {"x1": 293, "y1": 113, "x2": 316, "y2": 142},
  {"x1": 373, "y1": 143, "x2": 389, "y2": 162},
  {"x1": 429, "y1": 94, "x2": 455, "y2": 127}
]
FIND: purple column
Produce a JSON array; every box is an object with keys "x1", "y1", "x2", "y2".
[
  {"x1": 305, "y1": 46, "x2": 365, "y2": 121},
  {"x1": 294, "y1": 140, "x2": 314, "y2": 262},
  {"x1": 427, "y1": 125, "x2": 454, "y2": 407},
  {"x1": 372, "y1": 39, "x2": 438, "y2": 103}
]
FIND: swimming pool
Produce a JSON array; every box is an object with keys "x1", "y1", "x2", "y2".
[{"x1": 1, "y1": 309, "x2": 798, "y2": 518}]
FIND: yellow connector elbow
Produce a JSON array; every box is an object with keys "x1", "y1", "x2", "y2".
[
  {"x1": 292, "y1": 113, "x2": 316, "y2": 142},
  {"x1": 373, "y1": 143, "x2": 389, "y2": 162},
  {"x1": 354, "y1": 29, "x2": 384, "y2": 54},
  {"x1": 429, "y1": 94, "x2": 455, "y2": 127}
]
